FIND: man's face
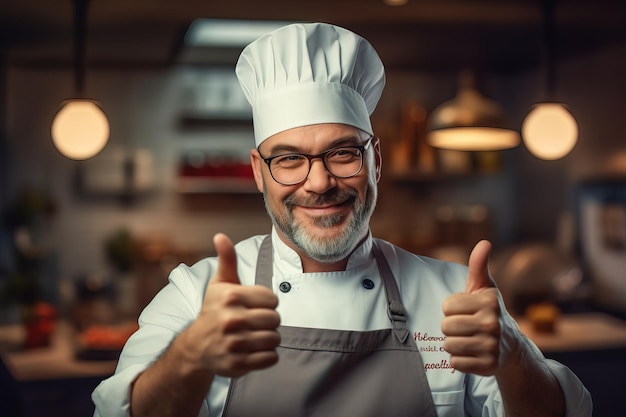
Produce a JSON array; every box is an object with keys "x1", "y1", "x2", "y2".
[{"x1": 251, "y1": 123, "x2": 382, "y2": 263}]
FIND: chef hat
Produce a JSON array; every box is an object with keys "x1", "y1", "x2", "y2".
[{"x1": 235, "y1": 22, "x2": 385, "y2": 146}]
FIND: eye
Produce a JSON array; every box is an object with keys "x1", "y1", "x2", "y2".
[
  {"x1": 274, "y1": 154, "x2": 307, "y2": 168},
  {"x1": 327, "y1": 147, "x2": 360, "y2": 161}
]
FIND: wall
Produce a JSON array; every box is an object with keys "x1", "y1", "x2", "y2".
[
  {"x1": 499, "y1": 41, "x2": 626, "y2": 243},
  {"x1": 4, "y1": 67, "x2": 271, "y2": 289},
  {"x1": 2, "y1": 39, "x2": 626, "y2": 311},
  {"x1": 0, "y1": 49, "x2": 7, "y2": 223},
  {"x1": 370, "y1": 71, "x2": 518, "y2": 250}
]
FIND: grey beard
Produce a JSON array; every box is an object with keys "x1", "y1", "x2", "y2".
[{"x1": 264, "y1": 185, "x2": 377, "y2": 263}]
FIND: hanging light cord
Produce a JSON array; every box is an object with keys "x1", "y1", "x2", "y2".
[
  {"x1": 542, "y1": 0, "x2": 557, "y2": 99},
  {"x1": 73, "y1": 0, "x2": 88, "y2": 96}
]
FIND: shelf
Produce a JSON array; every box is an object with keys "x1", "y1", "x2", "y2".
[
  {"x1": 176, "y1": 177, "x2": 258, "y2": 194},
  {"x1": 389, "y1": 169, "x2": 495, "y2": 184},
  {"x1": 177, "y1": 112, "x2": 252, "y2": 129}
]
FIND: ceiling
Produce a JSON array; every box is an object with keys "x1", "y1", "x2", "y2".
[{"x1": 0, "y1": 0, "x2": 625, "y2": 74}]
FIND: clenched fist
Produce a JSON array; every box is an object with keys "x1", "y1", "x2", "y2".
[
  {"x1": 178, "y1": 233, "x2": 281, "y2": 377},
  {"x1": 441, "y1": 240, "x2": 503, "y2": 376}
]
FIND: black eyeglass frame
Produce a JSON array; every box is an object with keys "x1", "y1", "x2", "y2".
[{"x1": 258, "y1": 136, "x2": 375, "y2": 186}]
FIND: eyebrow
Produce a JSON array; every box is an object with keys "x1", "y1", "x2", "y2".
[{"x1": 261, "y1": 135, "x2": 364, "y2": 156}]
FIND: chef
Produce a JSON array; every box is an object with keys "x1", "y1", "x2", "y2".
[{"x1": 92, "y1": 22, "x2": 592, "y2": 417}]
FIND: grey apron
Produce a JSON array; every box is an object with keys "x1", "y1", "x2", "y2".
[{"x1": 223, "y1": 235, "x2": 438, "y2": 417}]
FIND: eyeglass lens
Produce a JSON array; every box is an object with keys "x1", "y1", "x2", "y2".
[{"x1": 270, "y1": 147, "x2": 364, "y2": 185}]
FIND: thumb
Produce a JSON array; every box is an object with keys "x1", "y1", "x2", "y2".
[
  {"x1": 465, "y1": 240, "x2": 494, "y2": 293},
  {"x1": 210, "y1": 233, "x2": 241, "y2": 285}
]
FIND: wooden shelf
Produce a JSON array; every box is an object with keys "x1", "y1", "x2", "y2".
[
  {"x1": 516, "y1": 312, "x2": 626, "y2": 353},
  {"x1": 389, "y1": 169, "x2": 494, "y2": 184},
  {"x1": 177, "y1": 112, "x2": 252, "y2": 129},
  {"x1": 176, "y1": 177, "x2": 258, "y2": 194}
]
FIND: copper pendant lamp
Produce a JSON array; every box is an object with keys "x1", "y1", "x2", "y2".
[{"x1": 426, "y1": 71, "x2": 520, "y2": 152}]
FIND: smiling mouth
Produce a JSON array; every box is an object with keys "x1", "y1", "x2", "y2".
[
  {"x1": 298, "y1": 202, "x2": 347, "y2": 215},
  {"x1": 285, "y1": 190, "x2": 357, "y2": 216}
]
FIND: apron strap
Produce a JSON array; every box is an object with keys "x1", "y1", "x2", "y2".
[
  {"x1": 372, "y1": 240, "x2": 410, "y2": 344},
  {"x1": 255, "y1": 234, "x2": 273, "y2": 288},
  {"x1": 255, "y1": 234, "x2": 410, "y2": 343}
]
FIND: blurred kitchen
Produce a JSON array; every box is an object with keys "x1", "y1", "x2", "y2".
[{"x1": 0, "y1": 0, "x2": 625, "y2": 416}]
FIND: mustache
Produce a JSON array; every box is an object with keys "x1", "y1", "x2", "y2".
[{"x1": 284, "y1": 189, "x2": 358, "y2": 210}]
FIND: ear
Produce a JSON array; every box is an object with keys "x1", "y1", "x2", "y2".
[
  {"x1": 250, "y1": 149, "x2": 265, "y2": 193},
  {"x1": 373, "y1": 136, "x2": 382, "y2": 183}
]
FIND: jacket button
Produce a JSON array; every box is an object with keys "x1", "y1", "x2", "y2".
[
  {"x1": 279, "y1": 282, "x2": 291, "y2": 293},
  {"x1": 362, "y1": 279, "x2": 375, "y2": 290}
]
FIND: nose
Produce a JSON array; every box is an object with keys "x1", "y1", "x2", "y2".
[{"x1": 302, "y1": 158, "x2": 336, "y2": 193}]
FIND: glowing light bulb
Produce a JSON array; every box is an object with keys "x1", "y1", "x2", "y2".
[
  {"x1": 521, "y1": 103, "x2": 578, "y2": 160},
  {"x1": 51, "y1": 99, "x2": 110, "y2": 160}
]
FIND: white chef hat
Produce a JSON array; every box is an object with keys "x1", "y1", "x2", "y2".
[{"x1": 235, "y1": 22, "x2": 386, "y2": 146}]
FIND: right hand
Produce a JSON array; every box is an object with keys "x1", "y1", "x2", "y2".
[{"x1": 180, "y1": 233, "x2": 281, "y2": 377}]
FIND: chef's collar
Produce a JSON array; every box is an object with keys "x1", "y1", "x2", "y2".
[{"x1": 271, "y1": 227, "x2": 374, "y2": 274}]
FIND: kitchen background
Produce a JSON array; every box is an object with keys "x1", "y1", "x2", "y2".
[{"x1": 0, "y1": 1, "x2": 625, "y2": 416}]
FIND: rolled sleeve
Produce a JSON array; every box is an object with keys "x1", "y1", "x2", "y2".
[
  {"x1": 91, "y1": 262, "x2": 209, "y2": 417},
  {"x1": 92, "y1": 364, "x2": 146, "y2": 417},
  {"x1": 546, "y1": 359, "x2": 593, "y2": 417}
]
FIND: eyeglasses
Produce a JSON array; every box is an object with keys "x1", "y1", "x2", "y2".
[{"x1": 259, "y1": 136, "x2": 374, "y2": 186}]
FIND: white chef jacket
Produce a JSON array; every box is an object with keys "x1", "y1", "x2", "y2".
[{"x1": 92, "y1": 228, "x2": 592, "y2": 417}]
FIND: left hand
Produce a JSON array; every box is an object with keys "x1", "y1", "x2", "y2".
[
  {"x1": 441, "y1": 240, "x2": 505, "y2": 376},
  {"x1": 442, "y1": 241, "x2": 573, "y2": 417}
]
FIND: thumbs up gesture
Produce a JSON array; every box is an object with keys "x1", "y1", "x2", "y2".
[
  {"x1": 441, "y1": 240, "x2": 508, "y2": 376},
  {"x1": 179, "y1": 233, "x2": 281, "y2": 378}
]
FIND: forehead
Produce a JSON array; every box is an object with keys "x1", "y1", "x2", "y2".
[{"x1": 260, "y1": 123, "x2": 364, "y2": 153}]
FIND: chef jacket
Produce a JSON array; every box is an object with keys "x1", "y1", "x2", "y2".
[{"x1": 92, "y1": 228, "x2": 592, "y2": 417}]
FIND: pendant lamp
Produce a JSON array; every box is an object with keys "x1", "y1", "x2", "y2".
[
  {"x1": 426, "y1": 71, "x2": 520, "y2": 151},
  {"x1": 51, "y1": 0, "x2": 109, "y2": 160},
  {"x1": 521, "y1": 0, "x2": 578, "y2": 160}
]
